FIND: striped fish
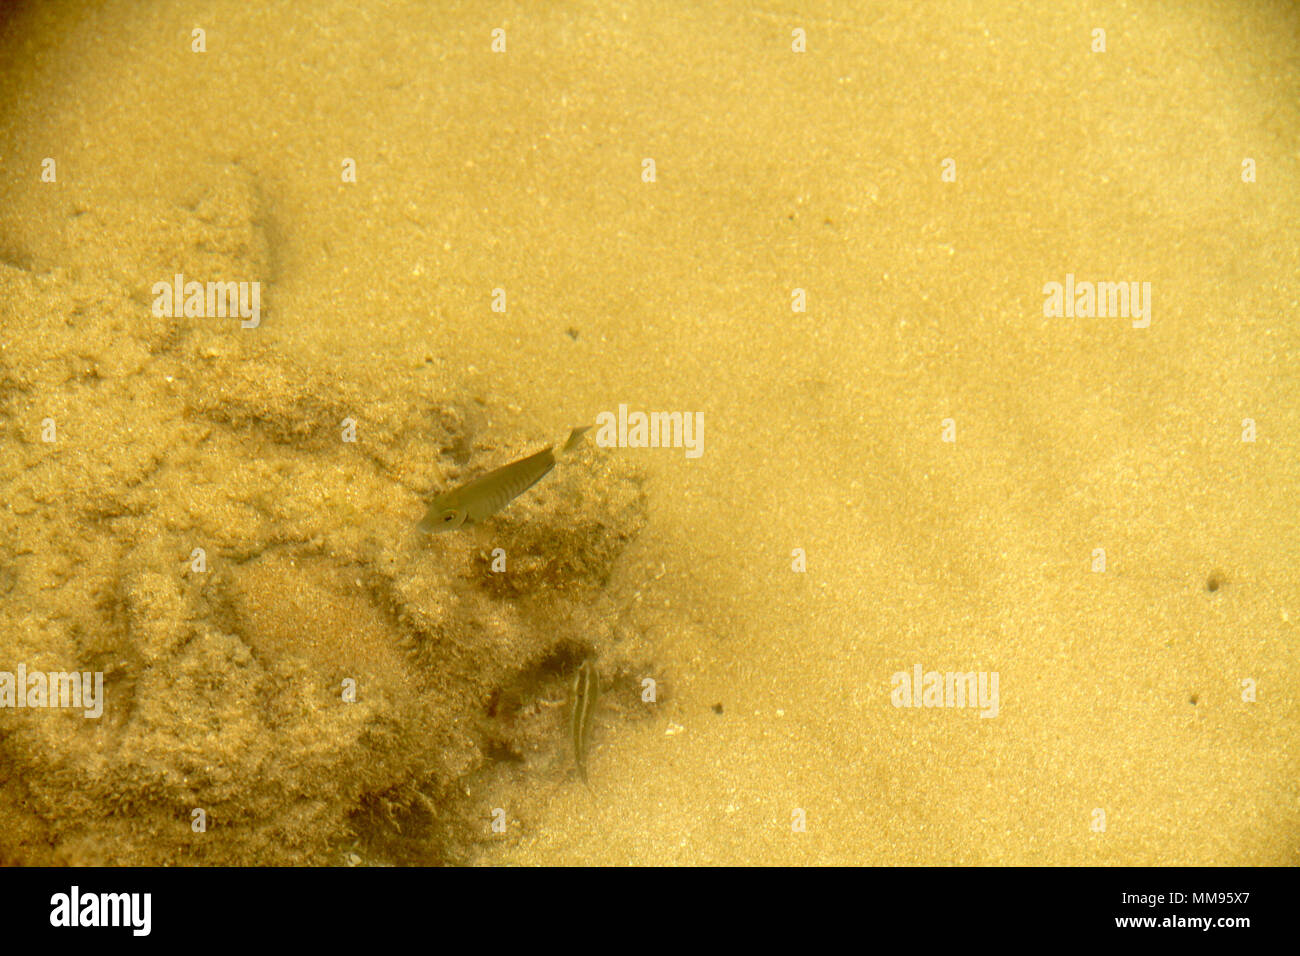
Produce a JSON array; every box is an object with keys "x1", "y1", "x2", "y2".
[
  {"x1": 418, "y1": 427, "x2": 590, "y2": 533},
  {"x1": 570, "y1": 658, "x2": 599, "y2": 784}
]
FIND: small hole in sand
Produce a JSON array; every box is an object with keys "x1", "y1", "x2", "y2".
[{"x1": 1206, "y1": 571, "x2": 1224, "y2": 592}]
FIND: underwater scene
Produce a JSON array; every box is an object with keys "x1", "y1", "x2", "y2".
[{"x1": 0, "y1": 0, "x2": 1296, "y2": 867}]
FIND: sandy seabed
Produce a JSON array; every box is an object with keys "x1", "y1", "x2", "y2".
[{"x1": 0, "y1": 0, "x2": 1296, "y2": 865}]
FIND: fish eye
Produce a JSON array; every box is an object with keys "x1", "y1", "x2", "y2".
[{"x1": 442, "y1": 512, "x2": 457, "y2": 523}]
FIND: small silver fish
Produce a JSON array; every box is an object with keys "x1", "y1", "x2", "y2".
[
  {"x1": 570, "y1": 658, "x2": 599, "y2": 784},
  {"x1": 418, "y1": 426, "x2": 590, "y2": 533}
]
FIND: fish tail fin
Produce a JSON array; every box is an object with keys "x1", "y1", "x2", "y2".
[{"x1": 562, "y1": 425, "x2": 592, "y2": 454}]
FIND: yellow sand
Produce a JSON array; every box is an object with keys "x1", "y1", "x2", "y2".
[{"x1": 0, "y1": 0, "x2": 1295, "y2": 865}]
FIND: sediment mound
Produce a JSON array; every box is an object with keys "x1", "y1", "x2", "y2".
[{"x1": 0, "y1": 163, "x2": 651, "y2": 865}]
